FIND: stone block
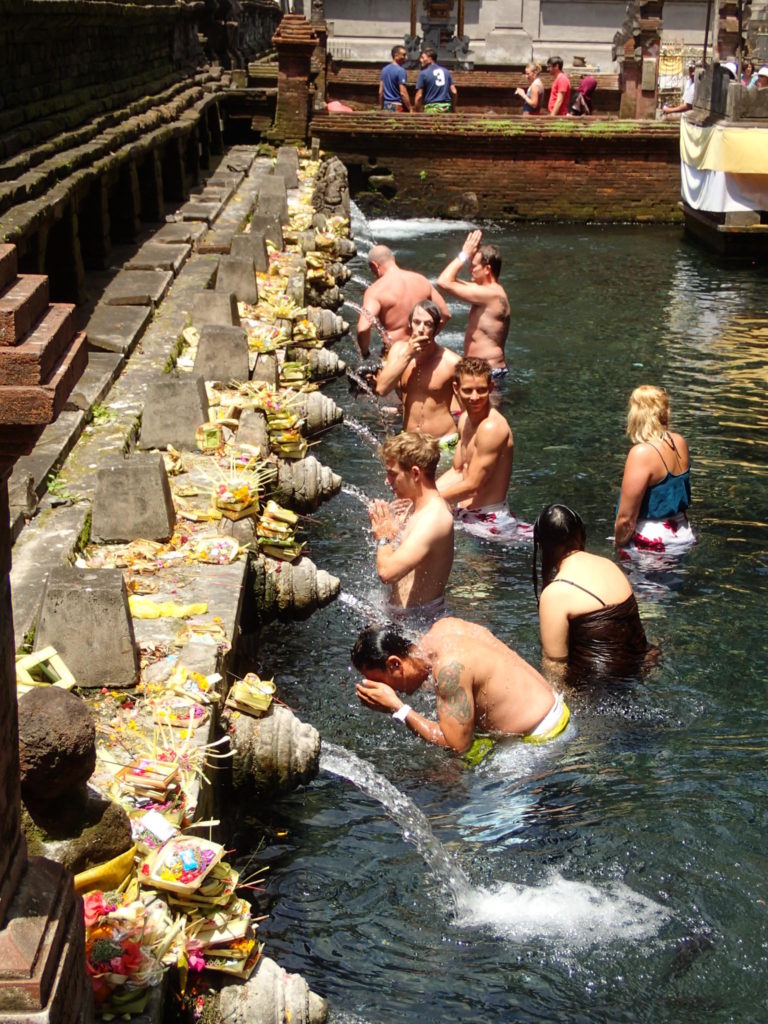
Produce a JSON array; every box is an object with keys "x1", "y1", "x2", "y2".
[
  {"x1": 0, "y1": 304, "x2": 75, "y2": 386},
  {"x1": 230, "y1": 231, "x2": 270, "y2": 273},
  {"x1": 275, "y1": 146, "x2": 300, "y2": 188},
  {"x1": 18, "y1": 688, "x2": 95, "y2": 800},
  {"x1": 34, "y1": 566, "x2": 139, "y2": 689},
  {"x1": 257, "y1": 190, "x2": 288, "y2": 225},
  {"x1": 126, "y1": 241, "x2": 191, "y2": 274},
  {"x1": 84, "y1": 304, "x2": 151, "y2": 355},
  {"x1": 193, "y1": 324, "x2": 249, "y2": 383},
  {"x1": 251, "y1": 353, "x2": 279, "y2": 388},
  {"x1": 237, "y1": 408, "x2": 269, "y2": 451},
  {"x1": 138, "y1": 374, "x2": 210, "y2": 451},
  {"x1": 215, "y1": 256, "x2": 258, "y2": 303},
  {"x1": 102, "y1": 269, "x2": 173, "y2": 307},
  {"x1": 0, "y1": 330, "x2": 88, "y2": 426},
  {"x1": 192, "y1": 290, "x2": 241, "y2": 327},
  {"x1": 251, "y1": 213, "x2": 283, "y2": 250},
  {"x1": 178, "y1": 200, "x2": 222, "y2": 223},
  {"x1": 91, "y1": 452, "x2": 176, "y2": 543},
  {"x1": 0, "y1": 274, "x2": 49, "y2": 347},
  {"x1": 155, "y1": 221, "x2": 208, "y2": 245}
]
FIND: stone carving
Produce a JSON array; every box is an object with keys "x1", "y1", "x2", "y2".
[
  {"x1": 296, "y1": 346, "x2": 346, "y2": 380},
  {"x1": 283, "y1": 389, "x2": 344, "y2": 434},
  {"x1": 307, "y1": 307, "x2": 349, "y2": 340},
  {"x1": 275, "y1": 455, "x2": 342, "y2": 512},
  {"x1": 250, "y1": 552, "x2": 340, "y2": 621},
  {"x1": 219, "y1": 952, "x2": 327, "y2": 1024},
  {"x1": 311, "y1": 156, "x2": 351, "y2": 220},
  {"x1": 228, "y1": 704, "x2": 320, "y2": 795}
]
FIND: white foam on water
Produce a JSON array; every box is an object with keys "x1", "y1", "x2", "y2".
[
  {"x1": 367, "y1": 217, "x2": 476, "y2": 241},
  {"x1": 453, "y1": 871, "x2": 670, "y2": 948}
]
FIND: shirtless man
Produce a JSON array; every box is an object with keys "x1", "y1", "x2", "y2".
[
  {"x1": 352, "y1": 617, "x2": 570, "y2": 753},
  {"x1": 375, "y1": 301, "x2": 461, "y2": 445},
  {"x1": 436, "y1": 229, "x2": 510, "y2": 372},
  {"x1": 368, "y1": 431, "x2": 454, "y2": 619},
  {"x1": 356, "y1": 245, "x2": 450, "y2": 358},
  {"x1": 436, "y1": 357, "x2": 522, "y2": 540}
]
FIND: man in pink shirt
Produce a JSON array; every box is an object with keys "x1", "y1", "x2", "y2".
[{"x1": 546, "y1": 56, "x2": 571, "y2": 116}]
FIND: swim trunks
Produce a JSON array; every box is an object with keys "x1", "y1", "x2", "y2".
[
  {"x1": 490, "y1": 367, "x2": 509, "y2": 379},
  {"x1": 424, "y1": 102, "x2": 452, "y2": 113},
  {"x1": 438, "y1": 432, "x2": 459, "y2": 451},
  {"x1": 522, "y1": 693, "x2": 570, "y2": 744},
  {"x1": 454, "y1": 503, "x2": 533, "y2": 542},
  {"x1": 383, "y1": 101, "x2": 405, "y2": 112},
  {"x1": 628, "y1": 512, "x2": 695, "y2": 554}
]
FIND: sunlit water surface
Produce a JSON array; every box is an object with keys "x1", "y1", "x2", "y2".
[{"x1": 232, "y1": 215, "x2": 768, "y2": 1023}]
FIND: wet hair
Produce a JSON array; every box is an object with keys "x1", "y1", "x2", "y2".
[
  {"x1": 454, "y1": 356, "x2": 493, "y2": 385},
  {"x1": 532, "y1": 503, "x2": 587, "y2": 603},
  {"x1": 478, "y1": 243, "x2": 502, "y2": 279},
  {"x1": 351, "y1": 625, "x2": 413, "y2": 672},
  {"x1": 392, "y1": 45, "x2": 406, "y2": 59},
  {"x1": 626, "y1": 384, "x2": 670, "y2": 443},
  {"x1": 547, "y1": 56, "x2": 564, "y2": 70},
  {"x1": 525, "y1": 62, "x2": 542, "y2": 76},
  {"x1": 381, "y1": 430, "x2": 440, "y2": 479},
  {"x1": 421, "y1": 47, "x2": 438, "y2": 61},
  {"x1": 408, "y1": 299, "x2": 441, "y2": 333}
]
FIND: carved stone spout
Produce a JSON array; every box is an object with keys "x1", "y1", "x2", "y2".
[
  {"x1": 219, "y1": 952, "x2": 327, "y2": 1024},
  {"x1": 306, "y1": 307, "x2": 349, "y2": 340},
  {"x1": 250, "y1": 552, "x2": 340, "y2": 621},
  {"x1": 283, "y1": 389, "x2": 344, "y2": 434},
  {"x1": 295, "y1": 346, "x2": 346, "y2": 380},
  {"x1": 228, "y1": 704, "x2": 320, "y2": 796},
  {"x1": 274, "y1": 455, "x2": 342, "y2": 512}
]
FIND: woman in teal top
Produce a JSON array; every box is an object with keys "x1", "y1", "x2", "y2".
[{"x1": 615, "y1": 385, "x2": 695, "y2": 554}]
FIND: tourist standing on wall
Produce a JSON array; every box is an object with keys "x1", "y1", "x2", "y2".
[
  {"x1": 515, "y1": 62, "x2": 545, "y2": 114},
  {"x1": 546, "y1": 56, "x2": 571, "y2": 116},
  {"x1": 380, "y1": 45, "x2": 412, "y2": 113},
  {"x1": 414, "y1": 48, "x2": 457, "y2": 113}
]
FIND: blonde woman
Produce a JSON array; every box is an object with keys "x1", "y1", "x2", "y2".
[
  {"x1": 515, "y1": 63, "x2": 544, "y2": 115},
  {"x1": 615, "y1": 385, "x2": 694, "y2": 552}
]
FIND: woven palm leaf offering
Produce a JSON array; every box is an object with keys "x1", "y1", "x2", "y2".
[{"x1": 256, "y1": 501, "x2": 304, "y2": 561}]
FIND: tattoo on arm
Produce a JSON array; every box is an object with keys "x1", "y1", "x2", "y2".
[{"x1": 435, "y1": 661, "x2": 472, "y2": 723}]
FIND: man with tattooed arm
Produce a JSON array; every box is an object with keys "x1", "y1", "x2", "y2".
[{"x1": 351, "y1": 618, "x2": 570, "y2": 753}]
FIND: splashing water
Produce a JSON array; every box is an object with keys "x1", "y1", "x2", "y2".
[
  {"x1": 341, "y1": 483, "x2": 373, "y2": 507},
  {"x1": 343, "y1": 416, "x2": 383, "y2": 450},
  {"x1": 321, "y1": 743, "x2": 670, "y2": 947},
  {"x1": 344, "y1": 299, "x2": 394, "y2": 351}
]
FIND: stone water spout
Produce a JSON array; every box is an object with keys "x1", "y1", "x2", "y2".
[
  {"x1": 228, "y1": 704, "x2": 320, "y2": 796},
  {"x1": 294, "y1": 346, "x2": 346, "y2": 380},
  {"x1": 219, "y1": 952, "x2": 327, "y2": 1024},
  {"x1": 274, "y1": 455, "x2": 342, "y2": 512},
  {"x1": 250, "y1": 552, "x2": 340, "y2": 621},
  {"x1": 306, "y1": 306, "x2": 349, "y2": 340},
  {"x1": 283, "y1": 389, "x2": 344, "y2": 434}
]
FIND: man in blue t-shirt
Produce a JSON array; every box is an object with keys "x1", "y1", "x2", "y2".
[
  {"x1": 414, "y1": 47, "x2": 457, "y2": 112},
  {"x1": 379, "y1": 45, "x2": 411, "y2": 112}
]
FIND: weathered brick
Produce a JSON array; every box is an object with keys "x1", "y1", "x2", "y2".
[
  {"x1": 0, "y1": 330, "x2": 87, "y2": 425},
  {"x1": 0, "y1": 275, "x2": 50, "y2": 347},
  {"x1": 0, "y1": 245, "x2": 18, "y2": 292},
  {"x1": 0, "y1": 304, "x2": 75, "y2": 386}
]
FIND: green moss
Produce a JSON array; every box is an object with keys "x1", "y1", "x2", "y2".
[{"x1": 75, "y1": 511, "x2": 92, "y2": 555}]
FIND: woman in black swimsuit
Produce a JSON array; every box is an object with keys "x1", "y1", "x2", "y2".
[{"x1": 532, "y1": 504, "x2": 650, "y2": 687}]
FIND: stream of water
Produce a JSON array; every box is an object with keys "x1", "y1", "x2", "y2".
[{"x1": 231, "y1": 210, "x2": 768, "y2": 1023}]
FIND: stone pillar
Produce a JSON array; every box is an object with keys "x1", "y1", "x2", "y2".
[
  {"x1": 311, "y1": 21, "x2": 329, "y2": 108},
  {"x1": 269, "y1": 15, "x2": 319, "y2": 145},
  {"x1": 614, "y1": 0, "x2": 664, "y2": 119},
  {"x1": 0, "y1": 244, "x2": 90, "y2": 1024},
  {"x1": 715, "y1": 0, "x2": 742, "y2": 59}
]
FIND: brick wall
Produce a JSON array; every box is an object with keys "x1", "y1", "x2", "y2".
[{"x1": 311, "y1": 113, "x2": 682, "y2": 222}]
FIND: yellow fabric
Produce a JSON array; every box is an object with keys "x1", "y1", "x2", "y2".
[
  {"x1": 680, "y1": 120, "x2": 768, "y2": 174},
  {"x1": 129, "y1": 595, "x2": 208, "y2": 619},
  {"x1": 521, "y1": 700, "x2": 570, "y2": 745}
]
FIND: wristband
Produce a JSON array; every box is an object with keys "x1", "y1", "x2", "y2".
[
  {"x1": 392, "y1": 704, "x2": 411, "y2": 722},
  {"x1": 456, "y1": 251, "x2": 469, "y2": 265}
]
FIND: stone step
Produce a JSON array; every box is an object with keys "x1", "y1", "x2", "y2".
[
  {"x1": 84, "y1": 304, "x2": 151, "y2": 356},
  {"x1": 0, "y1": 304, "x2": 76, "y2": 386},
  {"x1": 0, "y1": 244, "x2": 18, "y2": 292},
  {"x1": 102, "y1": 269, "x2": 174, "y2": 307},
  {"x1": 125, "y1": 241, "x2": 191, "y2": 274},
  {"x1": 0, "y1": 331, "x2": 88, "y2": 424},
  {"x1": 64, "y1": 350, "x2": 125, "y2": 412},
  {"x1": 0, "y1": 275, "x2": 50, "y2": 346}
]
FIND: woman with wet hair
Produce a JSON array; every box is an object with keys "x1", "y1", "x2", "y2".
[
  {"x1": 615, "y1": 385, "x2": 694, "y2": 553},
  {"x1": 533, "y1": 504, "x2": 649, "y2": 686}
]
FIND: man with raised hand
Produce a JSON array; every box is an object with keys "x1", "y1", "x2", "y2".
[
  {"x1": 437, "y1": 229, "x2": 510, "y2": 372},
  {"x1": 352, "y1": 618, "x2": 569, "y2": 753},
  {"x1": 368, "y1": 431, "x2": 454, "y2": 622},
  {"x1": 356, "y1": 246, "x2": 450, "y2": 358}
]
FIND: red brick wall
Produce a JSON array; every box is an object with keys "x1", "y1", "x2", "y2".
[{"x1": 310, "y1": 114, "x2": 681, "y2": 222}]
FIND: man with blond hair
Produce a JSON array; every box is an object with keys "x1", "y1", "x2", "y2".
[{"x1": 368, "y1": 430, "x2": 454, "y2": 621}]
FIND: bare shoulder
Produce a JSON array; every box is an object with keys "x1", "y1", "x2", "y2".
[
  {"x1": 442, "y1": 347, "x2": 462, "y2": 368},
  {"x1": 476, "y1": 410, "x2": 512, "y2": 444}
]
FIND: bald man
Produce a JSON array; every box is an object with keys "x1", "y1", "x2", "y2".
[{"x1": 356, "y1": 245, "x2": 450, "y2": 358}]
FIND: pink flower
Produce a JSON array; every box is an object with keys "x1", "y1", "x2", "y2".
[
  {"x1": 83, "y1": 892, "x2": 108, "y2": 927},
  {"x1": 188, "y1": 952, "x2": 206, "y2": 972}
]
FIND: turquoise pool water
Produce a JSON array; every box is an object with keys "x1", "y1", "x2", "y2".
[{"x1": 234, "y1": 216, "x2": 768, "y2": 1023}]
